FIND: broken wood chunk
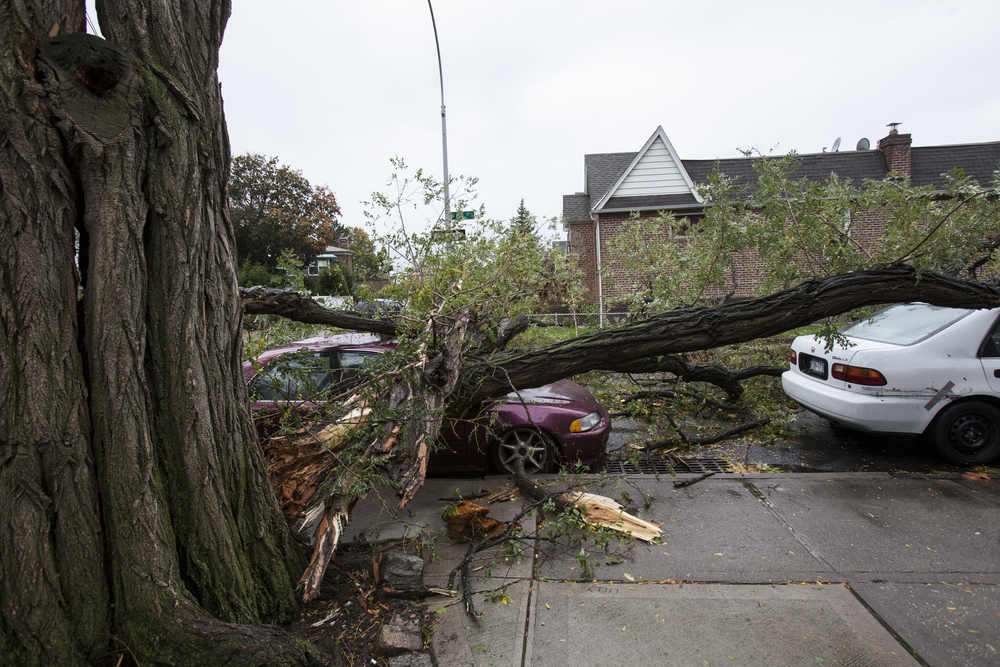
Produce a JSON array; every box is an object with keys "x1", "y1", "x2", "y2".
[
  {"x1": 443, "y1": 501, "x2": 520, "y2": 542},
  {"x1": 511, "y1": 459, "x2": 662, "y2": 542},
  {"x1": 567, "y1": 492, "x2": 663, "y2": 543}
]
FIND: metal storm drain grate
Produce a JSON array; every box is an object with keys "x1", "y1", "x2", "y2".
[{"x1": 605, "y1": 456, "x2": 733, "y2": 476}]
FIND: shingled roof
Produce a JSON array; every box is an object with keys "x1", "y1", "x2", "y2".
[
  {"x1": 911, "y1": 142, "x2": 1000, "y2": 189},
  {"x1": 564, "y1": 129, "x2": 1000, "y2": 222}
]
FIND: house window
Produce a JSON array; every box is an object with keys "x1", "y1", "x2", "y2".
[{"x1": 669, "y1": 215, "x2": 702, "y2": 238}]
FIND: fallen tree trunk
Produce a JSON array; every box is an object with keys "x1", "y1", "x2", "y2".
[
  {"x1": 266, "y1": 308, "x2": 470, "y2": 602},
  {"x1": 242, "y1": 266, "x2": 1000, "y2": 410},
  {"x1": 457, "y1": 267, "x2": 1000, "y2": 406}
]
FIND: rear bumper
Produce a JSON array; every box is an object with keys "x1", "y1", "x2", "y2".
[{"x1": 781, "y1": 370, "x2": 933, "y2": 434}]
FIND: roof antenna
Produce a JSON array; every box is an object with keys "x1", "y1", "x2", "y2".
[
  {"x1": 856, "y1": 137, "x2": 870, "y2": 150},
  {"x1": 831, "y1": 137, "x2": 841, "y2": 152}
]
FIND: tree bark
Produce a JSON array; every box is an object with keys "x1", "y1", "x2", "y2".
[
  {"x1": 2, "y1": 3, "x2": 318, "y2": 665},
  {"x1": 0, "y1": 7, "x2": 108, "y2": 665}
]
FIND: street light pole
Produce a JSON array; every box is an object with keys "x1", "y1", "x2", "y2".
[{"x1": 427, "y1": 0, "x2": 450, "y2": 223}]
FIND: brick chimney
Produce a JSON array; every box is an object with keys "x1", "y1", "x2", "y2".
[{"x1": 878, "y1": 124, "x2": 912, "y2": 177}]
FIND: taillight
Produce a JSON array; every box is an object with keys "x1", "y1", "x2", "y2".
[
  {"x1": 831, "y1": 363, "x2": 887, "y2": 386},
  {"x1": 789, "y1": 349, "x2": 797, "y2": 365}
]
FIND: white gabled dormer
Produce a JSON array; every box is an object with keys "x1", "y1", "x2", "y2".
[{"x1": 591, "y1": 126, "x2": 702, "y2": 212}]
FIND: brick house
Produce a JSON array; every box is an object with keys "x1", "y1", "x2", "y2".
[
  {"x1": 306, "y1": 244, "x2": 354, "y2": 276},
  {"x1": 562, "y1": 126, "x2": 1000, "y2": 316}
]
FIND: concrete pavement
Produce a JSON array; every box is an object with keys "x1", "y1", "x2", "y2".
[{"x1": 347, "y1": 471, "x2": 1000, "y2": 666}]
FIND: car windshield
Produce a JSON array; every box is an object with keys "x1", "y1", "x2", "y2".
[
  {"x1": 249, "y1": 349, "x2": 381, "y2": 401},
  {"x1": 839, "y1": 303, "x2": 972, "y2": 345},
  {"x1": 249, "y1": 353, "x2": 332, "y2": 401}
]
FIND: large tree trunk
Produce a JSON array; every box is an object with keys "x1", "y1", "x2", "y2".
[
  {"x1": 1, "y1": 2, "x2": 317, "y2": 665},
  {"x1": 0, "y1": 7, "x2": 109, "y2": 665}
]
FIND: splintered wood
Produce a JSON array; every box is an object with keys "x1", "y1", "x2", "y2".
[
  {"x1": 512, "y1": 461, "x2": 662, "y2": 543},
  {"x1": 567, "y1": 492, "x2": 662, "y2": 543},
  {"x1": 443, "y1": 501, "x2": 520, "y2": 542},
  {"x1": 263, "y1": 406, "x2": 370, "y2": 521}
]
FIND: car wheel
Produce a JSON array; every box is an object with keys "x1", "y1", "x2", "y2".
[
  {"x1": 491, "y1": 428, "x2": 555, "y2": 475},
  {"x1": 931, "y1": 401, "x2": 1000, "y2": 466}
]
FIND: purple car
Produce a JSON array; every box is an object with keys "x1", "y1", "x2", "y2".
[{"x1": 243, "y1": 334, "x2": 611, "y2": 474}]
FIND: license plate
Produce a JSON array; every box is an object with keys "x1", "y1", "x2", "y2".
[{"x1": 800, "y1": 353, "x2": 827, "y2": 379}]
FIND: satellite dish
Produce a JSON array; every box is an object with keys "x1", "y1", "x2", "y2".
[
  {"x1": 831, "y1": 137, "x2": 842, "y2": 152},
  {"x1": 856, "y1": 137, "x2": 870, "y2": 151}
]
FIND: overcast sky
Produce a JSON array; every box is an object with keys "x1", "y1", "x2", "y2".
[{"x1": 96, "y1": 2, "x2": 1000, "y2": 237}]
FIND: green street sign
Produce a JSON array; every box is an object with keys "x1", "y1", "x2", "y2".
[
  {"x1": 449, "y1": 210, "x2": 475, "y2": 221},
  {"x1": 430, "y1": 227, "x2": 466, "y2": 242}
]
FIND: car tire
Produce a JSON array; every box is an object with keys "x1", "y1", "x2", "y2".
[
  {"x1": 930, "y1": 401, "x2": 1000, "y2": 466},
  {"x1": 491, "y1": 428, "x2": 555, "y2": 475}
]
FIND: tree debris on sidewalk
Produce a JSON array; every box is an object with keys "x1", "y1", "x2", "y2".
[
  {"x1": 512, "y1": 461, "x2": 661, "y2": 542},
  {"x1": 443, "y1": 501, "x2": 521, "y2": 542},
  {"x1": 673, "y1": 471, "x2": 717, "y2": 488}
]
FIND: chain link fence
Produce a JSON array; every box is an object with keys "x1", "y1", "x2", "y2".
[{"x1": 524, "y1": 312, "x2": 633, "y2": 329}]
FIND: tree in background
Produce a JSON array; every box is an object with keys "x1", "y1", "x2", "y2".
[
  {"x1": 237, "y1": 259, "x2": 280, "y2": 288},
  {"x1": 344, "y1": 226, "x2": 392, "y2": 280},
  {"x1": 511, "y1": 197, "x2": 537, "y2": 237},
  {"x1": 230, "y1": 154, "x2": 343, "y2": 270},
  {"x1": 316, "y1": 264, "x2": 354, "y2": 295}
]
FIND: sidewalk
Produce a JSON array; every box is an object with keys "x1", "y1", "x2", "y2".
[{"x1": 348, "y1": 471, "x2": 1000, "y2": 666}]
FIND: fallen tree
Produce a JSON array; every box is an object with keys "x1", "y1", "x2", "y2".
[{"x1": 253, "y1": 265, "x2": 1000, "y2": 602}]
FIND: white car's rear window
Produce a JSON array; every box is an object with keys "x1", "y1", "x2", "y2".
[{"x1": 840, "y1": 304, "x2": 971, "y2": 345}]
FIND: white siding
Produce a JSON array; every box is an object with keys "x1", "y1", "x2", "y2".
[{"x1": 614, "y1": 138, "x2": 690, "y2": 196}]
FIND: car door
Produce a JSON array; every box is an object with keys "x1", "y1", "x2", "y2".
[
  {"x1": 979, "y1": 316, "x2": 1000, "y2": 394},
  {"x1": 430, "y1": 417, "x2": 469, "y2": 472}
]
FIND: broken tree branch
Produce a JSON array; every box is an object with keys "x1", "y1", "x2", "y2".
[
  {"x1": 613, "y1": 356, "x2": 785, "y2": 400},
  {"x1": 673, "y1": 472, "x2": 717, "y2": 488},
  {"x1": 644, "y1": 417, "x2": 771, "y2": 453},
  {"x1": 240, "y1": 286, "x2": 400, "y2": 335},
  {"x1": 511, "y1": 460, "x2": 661, "y2": 543}
]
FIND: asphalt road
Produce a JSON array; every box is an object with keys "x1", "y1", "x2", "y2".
[{"x1": 609, "y1": 410, "x2": 1000, "y2": 476}]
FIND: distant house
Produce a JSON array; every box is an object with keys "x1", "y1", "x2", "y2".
[
  {"x1": 306, "y1": 245, "x2": 354, "y2": 276},
  {"x1": 562, "y1": 126, "x2": 1000, "y2": 313}
]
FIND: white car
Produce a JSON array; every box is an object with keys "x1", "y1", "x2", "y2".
[{"x1": 782, "y1": 303, "x2": 1000, "y2": 465}]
